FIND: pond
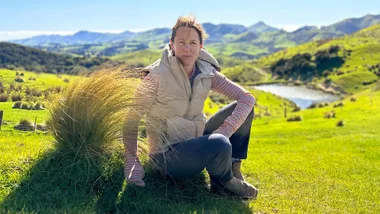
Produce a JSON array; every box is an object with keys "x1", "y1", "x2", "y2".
[{"x1": 252, "y1": 84, "x2": 342, "y2": 109}]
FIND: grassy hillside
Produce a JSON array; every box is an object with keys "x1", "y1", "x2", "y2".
[
  {"x1": 258, "y1": 24, "x2": 380, "y2": 93},
  {"x1": 0, "y1": 69, "x2": 80, "y2": 90},
  {"x1": 249, "y1": 87, "x2": 380, "y2": 213},
  {"x1": 110, "y1": 49, "x2": 161, "y2": 67},
  {"x1": 0, "y1": 42, "x2": 109, "y2": 74},
  {"x1": 0, "y1": 70, "x2": 80, "y2": 123}
]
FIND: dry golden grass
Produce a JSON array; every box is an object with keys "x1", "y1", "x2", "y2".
[{"x1": 47, "y1": 66, "x2": 142, "y2": 159}]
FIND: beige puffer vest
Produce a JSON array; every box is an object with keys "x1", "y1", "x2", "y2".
[{"x1": 145, "y1": 45, "x2": 220, "y2": 154}]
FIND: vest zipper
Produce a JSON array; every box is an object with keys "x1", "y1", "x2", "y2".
[{"x1": 189, "y1": 74, "x2": 205, "y2": 103}]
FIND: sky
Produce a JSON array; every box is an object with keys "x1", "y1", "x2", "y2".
[{"x1": 0, "y1": 0, "x2": 379, "y2": 41}]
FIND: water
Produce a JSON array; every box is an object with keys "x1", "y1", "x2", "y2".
[{"x1": 253, "y1": 84, "x2": 342, "y2": 109}]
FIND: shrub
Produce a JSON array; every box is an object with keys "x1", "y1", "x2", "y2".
[
  {"x1": 333, "y1": 102, "x2": 344, "y2": 108},
  {"x1": 292, "y1": 106, "x2": 301, "y2": 112},
  {"x1": 308, "y1": 102, "x2": 317, "y2": 109},
  {"x1": 209, "y1": 92, "x2": 231, "y2": 104},
  {"x1": 350, "y1": 97, "x2": 357, "y2": 102},
  {"x1": 25, "y1": 87, "x2": 42, "y2": 97},
  {"x1": 21, "y1": 103, "x2": 30, "y2": 110},
  {"x1": 54, "y1": 86, "x2": 63, "y2": 93},
  {"x1": 264, "y1": 111, "x2": 272, "y2": 117},
  {"x1": 9, "y1": 84, "x2": 22, "y2": 92},
  {"x1": 323, "y1": 70, "x2": 332, "y2": 77},
  {"x1": 11, "y1": 93, "x2": 22, "y2": 102},
  {"x1": 287, "y1": 115, "x2": 302, "y2": 122},
  {"x1": 12, "y1": 101, "x2": 22, "y2": 108},
  {"x1": 324, "y1": 111, "x2": 336, "y2": 119},
  {"x1": 24, "y1": 95, "x2": 37, "y2": 103},
  {"x1": 47, "y1": 68, "x2": 138, "y2": 159},
  {"x1": 0, "y1": 82, "x2": 4, "y2": 94},
  {"x1": 36, "y1": 123, "x2": 47, "y2": 131},
  {"x1": 15, "y1": 76, "x2": 24, "y2": 82},
  {"x1": 317, "y1": 102, "x2": 329, "y2": 108},
  {"x1": 63, "y1": 78, "x2": 70, "y2": 83},
  {"x1": 373, "y1": 80, "x2": 380, "y2": 92},
  {"x1": 362, "y1": 80, "x2": 376, "y2": 86},
  {"x1": 33, "y1": 102, "x2": 44, "y2": 110},
  {"x1": 9, "y1": 83, "x2": 16, "y2": 91},
  {"x1": 14, "y1": 119, "x2": 35, "y2": 131},
  {"x1": 336, "y1": 70, "x2": 345, "y2": 76},
  {"x1": 44, "y1": 91, "x2": 50, "y2": 100},
  {"x1": 0, "y1": 94, "x2": 9, "y2": 102},
  {"x1": 336, "y1": 120, "x2": 344, "y2": 127}
]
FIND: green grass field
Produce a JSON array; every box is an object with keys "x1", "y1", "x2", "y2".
[
  {"x1": 0, "y1": 69, "x2": 80, "y2": 90},
  {"x1": 1, "y1": 66, "x2": 379, "y2": 213}
]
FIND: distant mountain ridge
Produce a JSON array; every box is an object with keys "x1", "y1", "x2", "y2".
[
  {"x1": 10, "y1": 14, "x2": 380, "y2": 59},
  {"x1": 11, "y1": 21, "x2": 279, "y2": 46},
  {"x1": 13, "y1": 30, "x2": 137, "y2": 46}
]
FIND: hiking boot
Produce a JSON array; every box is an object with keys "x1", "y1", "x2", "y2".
[
  {"x1": 222, "y1": 177, "x2": 258, "y2": 198},
  {"x1": 210, "y1": 181, "x2": 232, "y2": 196},
  {"x1": 232, "y1": 161, "x2": 245, "y2": 181}
]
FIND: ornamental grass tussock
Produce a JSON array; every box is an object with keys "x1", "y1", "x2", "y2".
[{"x1": 47, "y1": 66, "x2": 143, "y2": 161}]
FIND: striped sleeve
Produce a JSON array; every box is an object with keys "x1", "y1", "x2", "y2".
[
  {"x1": 211, "y1": 71, "x2": 256, "y2": 138},
  {"x1": 123, "y1": 74, "x2": 158, "y2": 186}
]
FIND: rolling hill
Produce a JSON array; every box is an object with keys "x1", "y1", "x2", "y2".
[
  {"x1": 0, "y1": 42, "x2": 110, "y2": 74},
  {"x1": 257, "y1": 24, "x2": 380, "y2": 93}
]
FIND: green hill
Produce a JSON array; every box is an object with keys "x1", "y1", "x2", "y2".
[
  {"x1": 257, "y1": 24, "x2": 380, "y2": 93},
  {"x1": 110, "y1": 49, "x2": 161, "y2": 67},
  {"x1": 0, "y1": 42, "x2": 109, "y2": 74}
]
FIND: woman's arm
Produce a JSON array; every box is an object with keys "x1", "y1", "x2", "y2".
[
  {"x1": 210, "y1": 71, "x2": 256, "y2": 138},
  {"x1": 123, "y1": 74, "x2": 158, "y2": 186}
]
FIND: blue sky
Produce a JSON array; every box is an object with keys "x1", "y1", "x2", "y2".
[{"x1": 0, "y1": 0, "x2": 379, "y2": 41}]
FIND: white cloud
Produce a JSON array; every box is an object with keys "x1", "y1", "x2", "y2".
[
  {"x1": 275, "y1": 24, "x2": 303, "y2": 32},
  {"x1": 0, "y1": 30, "x2": 76, "y2": 41},
  {"x1": 274, "y1": 24, "x2": 323, "y2": 32}
]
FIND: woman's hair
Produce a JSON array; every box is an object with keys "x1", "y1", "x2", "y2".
[{"x1": 170, "y1": 16, "x2": 205, "y2": 44}]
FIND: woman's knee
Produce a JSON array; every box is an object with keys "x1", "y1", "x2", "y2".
[{"x1": 208, "y1": 134, "x2": 232, "y2": 154}]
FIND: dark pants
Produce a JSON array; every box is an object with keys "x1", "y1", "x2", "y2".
[{"x1": 151, "y1": 101, "x2": 254, "y2": 184}]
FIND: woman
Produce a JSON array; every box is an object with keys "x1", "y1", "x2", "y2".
[{"x1": 123, "y1": 16, "x2": 258, "y2": 198}]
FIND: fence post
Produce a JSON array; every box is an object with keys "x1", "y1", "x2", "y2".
[
  {"x1": 34, "y1": 117, "x2": 37, "y2": 132},
  {"x1": 0, "y1": 110, "x2": 3, "y2": 131},
  {"x1": 284, "y1": 107, "x2": 287, "y2": 118}
]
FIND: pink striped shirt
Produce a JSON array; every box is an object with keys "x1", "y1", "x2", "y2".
[{"x1": 123, "y1": 71, "x2": 256, "y2": 186}]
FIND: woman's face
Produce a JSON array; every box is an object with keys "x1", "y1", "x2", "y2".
[{"x1": 170, "y1": 26, "x2": 203, "y2": 68}]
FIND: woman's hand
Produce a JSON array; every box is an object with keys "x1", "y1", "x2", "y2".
[{"x1": 124, "y1": 158, "x2": 146, "y2": 187}]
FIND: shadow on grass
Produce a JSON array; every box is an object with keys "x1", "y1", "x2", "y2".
[{"x1": 1, "y1": 149, "x2": 253, "y2": 213}]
